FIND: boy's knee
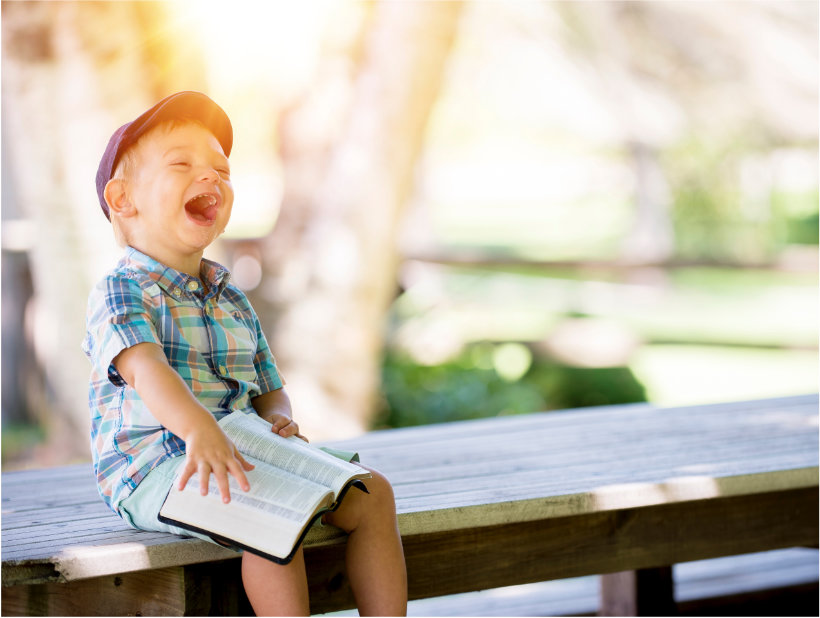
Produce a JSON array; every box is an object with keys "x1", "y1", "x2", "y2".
[
  {"x1": 325, "y1": 467, "x2": 396, "y2": 532},
  {"x1": 362, "y1": 468, "x2": 396, "y2": 511}
]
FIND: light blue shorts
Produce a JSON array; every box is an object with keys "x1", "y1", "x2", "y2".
[
  {"x1": 119, "y1": 456, "x2": 216, "y2": 544},
  {"x1": 118, "y1": 446, "x2": 360, "y2": 549}
]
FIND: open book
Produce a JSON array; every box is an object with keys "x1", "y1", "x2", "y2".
[{"x1": 158, "y1": 412, "x2": 370, "y2": 564}]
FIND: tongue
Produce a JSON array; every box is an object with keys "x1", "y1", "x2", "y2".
[{"x1": 185, "y1": 195, "x2": 217, "y2": 223}]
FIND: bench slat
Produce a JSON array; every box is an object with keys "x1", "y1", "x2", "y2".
[{"x1": 332, "y1": 395, "x2": 815, "y2": 450}]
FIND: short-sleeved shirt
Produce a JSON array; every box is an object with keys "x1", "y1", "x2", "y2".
[{"x1": 82, "y1": 246, "x2": 284, "y2": 515}]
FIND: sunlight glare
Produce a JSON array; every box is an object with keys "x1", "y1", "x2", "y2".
[
  {"x1": 168, "y1": 0, "x2": 339, "y2": 237},
  {"x1": 171, "y1": 0, "x2": 334, "y2": 96}
]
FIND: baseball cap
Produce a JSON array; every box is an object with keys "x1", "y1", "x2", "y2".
[{"x1": 95, "y1": 91, "x2": 233, "y2": 220}]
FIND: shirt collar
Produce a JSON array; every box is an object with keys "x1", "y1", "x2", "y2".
[{"x1": 122, "y1": 246, "x2": 231, "y2": 299}]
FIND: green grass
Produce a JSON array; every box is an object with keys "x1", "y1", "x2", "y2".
[
  {"x1": 387, "y1": 262, "x2": 818, "y2": 416},
  {"x1": 630, "y1": 344, "x2": 818, "y2": 406}
]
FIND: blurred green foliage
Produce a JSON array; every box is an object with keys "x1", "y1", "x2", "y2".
[
  {"x1": 664, "y1": 136, "x2": 818, "y2": 261},
  {"x1": 775, "y1": 195, "x2": 819, "y2": 245},
  {"x1": 1, "y1": 423, "x2": 45, "y2": 466},
  {"x1": 374, "y1": 343, "x2": 647, "y2": 429}
]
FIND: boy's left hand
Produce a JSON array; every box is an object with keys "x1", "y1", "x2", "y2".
[
  {"x1": 252, "y1": 388, "x2": 308, "y2": 442},
  {"x1": 265, "y1": 413, "x2": 309, "y2": 442}
]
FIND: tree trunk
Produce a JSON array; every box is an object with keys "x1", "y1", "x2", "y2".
[
  {"x1": 1, "y1": 2, "x2": 202, "y2": 463},
  {"x1": 259, "y1": 1, "x2": 464, "y2": 440}
]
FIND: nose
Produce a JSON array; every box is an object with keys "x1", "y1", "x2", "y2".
[{"x1": 199, "y1": 168, "x2": 220, "y2": 184}]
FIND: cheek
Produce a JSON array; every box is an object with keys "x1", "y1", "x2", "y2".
[
  {"x1": 218, "y1": 200, "x2": 233, "y2": 234},
  {"x1": 222, "y1": 187, "x2": 234, "y2": 217}
]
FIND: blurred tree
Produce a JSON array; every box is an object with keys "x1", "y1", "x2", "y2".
[
  {"x1": 251, "y1": 1, "x2": 464, "y2": 439},
  {"x1": 1, "y1": 1, "x2": 206, "y2": 463},
  {"x1": 554, "y1": 1, "x2": 817, "y2": 264}
]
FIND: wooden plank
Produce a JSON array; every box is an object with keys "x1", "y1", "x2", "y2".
[
  {"x1": 2, "y1": 397, "x2": 814, "y2": 495},
  {"x1": 0, "y1": 567, "x2": 188, "y2": 616},
  {"x1": 325, "y1": 395, "x2": 817, "y2": 452},
  {"x1": 389, "y1": 549, "x2": 819, "y2": 618},
  {"x1": 2, "y1": 519, "x2": 129, "y2": 543},
  {"x1": 9, "y1": 548, "x2": 814, "y2": 617},
  {"x1": 8, "y1": 449, "x2": 811, "y2": 550},
  {"x1": 386, "y1": 453, "x2": 819, "y2": 510},
  {"x1": 304, "y1": 487, "x2": 818, "y2": 614},
  {"x1": 354, "y1": 424, "x2": 816, "y2": 477},
  {"x1": 371, "y1": 428, "x2": 818, "y2": 479},
  {"x1": 0, "y1": 464, "x2": 93, "y2": 485},
  {"x1": 389, "y1": 467, "x2": 819, "y2": 538},
  {"x1": 5, "y1": 433, "x2": 814, "y2": 523},
  {"x1": 365, "y1": 396, "x2": 817, "y2": 447},
  {"x1": 372, "y1": 442, "x2": 818, "y2": 495},
  {"x1": 5, "y1": 448, "x2": 815, "y2": 536}
]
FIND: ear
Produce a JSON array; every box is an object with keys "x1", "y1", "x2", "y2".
[{"x1": 104, "y1": 178, "x2": 136, "y2": 218}]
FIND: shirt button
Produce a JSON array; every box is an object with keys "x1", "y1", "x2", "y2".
[
  {"x1": 219, "y1": 365, "x2": 227, "y2": 375},
  {"x1": 187, "y1": 280, "x2": 199, "y2": 291},
  {"x1": 172, "y1": 288, "x2": 182, "y2": 297}
]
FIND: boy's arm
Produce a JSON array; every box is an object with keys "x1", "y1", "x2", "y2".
[
  {"x1": 252, "y1": 388, "x2": 307, "y2": 441},
  {"x1": 113, "y1": 342, "x2": 253, "y2": 503}
]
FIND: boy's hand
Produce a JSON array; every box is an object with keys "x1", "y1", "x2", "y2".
[
  {"x1": 252, "y1": 388, "x2": 308, "y2": 442},
  {"x1": 178, "y1": 422, "x2": 254, "y2": 503},
  {"x1": 265, "y1": 412, "x2": 309, "y2": 443},
  {"x1": 112, "y1": 342, "x2": 254, "y2": 503}
]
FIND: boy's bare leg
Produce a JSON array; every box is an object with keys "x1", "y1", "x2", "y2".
[
  {"x1": 324, "y1": 467, "x2": 408, "y2": 616},
  {"x1": 241, "y1": 547, "x2": 310, "y2": 616}
]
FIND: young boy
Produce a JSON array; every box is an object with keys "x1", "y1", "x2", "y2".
[{"x1": 83, "y1": 91, "x2": 407, "y2": 616}]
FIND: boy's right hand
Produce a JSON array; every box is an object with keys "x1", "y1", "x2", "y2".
[
  {"x1": 178, "y1": 422, "x2": 254, "y2": 504},
  {"x1": 112, "y1": 342, "x2": 254, "y2": 504}
]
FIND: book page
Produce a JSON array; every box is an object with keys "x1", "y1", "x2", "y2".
[
  {"x1": 160, "y1": 411, "x2": 371, "y2": 561},
  {"x1": 160, "y1": 455, "x2": 334, "y2": 560},
  {"x1": 219, "y1": 412, "x2": 369, "y2": 495}
]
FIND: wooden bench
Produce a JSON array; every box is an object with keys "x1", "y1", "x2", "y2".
[{"x1": 2, "y1": 394, "x2": 818, "y2": 616}]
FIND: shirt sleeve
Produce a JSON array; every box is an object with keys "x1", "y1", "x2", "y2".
[
  {"x1": 83, "y1": 274, "x2": 162, "y2": 387},
  {"x1": 251, "y1": 310, "x2": 285, "y2": 393}
]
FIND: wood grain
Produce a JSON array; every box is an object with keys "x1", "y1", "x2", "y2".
[{"x1": 303, "y1": 487, "x2": 817, "y2": 614}]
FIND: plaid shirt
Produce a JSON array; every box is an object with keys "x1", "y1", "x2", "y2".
[{"x1": 82, "y1": 246, "x2": 284, "y2": 514}]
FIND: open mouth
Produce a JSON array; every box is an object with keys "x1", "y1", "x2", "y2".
[{"x1": 184, "y1": 193, "x2": 219, "y2": 225}]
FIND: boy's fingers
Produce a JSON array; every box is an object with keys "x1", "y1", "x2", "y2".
[
  {"x1": 178, "y1": 461, "x2": 196, "y2": 491},
  {"x1": 228, "y1": 459, "x2": 251, "y2": 492},
  {"x1": 234, "y1": 450, "x2": 255, "y2": 473},
  {"x1": 214, "y1": 466, "x2": 231, "y2": 503},
  {"x1": 275, "y1": 420, "x2": 299, "y2": 438},
  {"x1": 269, "y1": 416, "x2": 296, "y2": 434},
  {"x1": 198, "y1": 462, "x2": 212, "y2": 496}
]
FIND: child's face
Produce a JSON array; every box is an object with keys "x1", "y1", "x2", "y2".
[{"x1": 123, "y1": 122, "x2": 234, "y2": 271}]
